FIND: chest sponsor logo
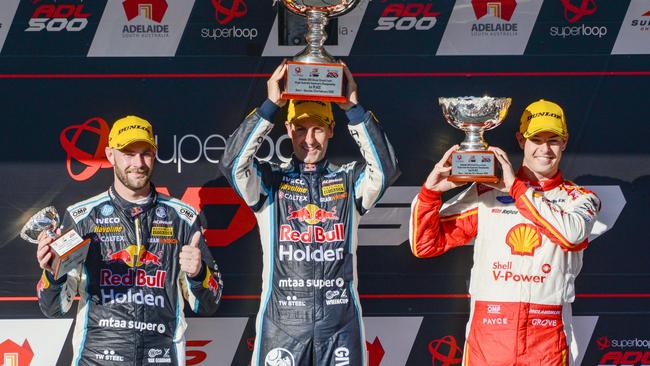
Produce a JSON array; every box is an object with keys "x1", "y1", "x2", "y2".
[
  {"x1": 280, "y1": 223, "x2": 345, "y2": 244},
  {"x1": 279, "y1": 182, "x2": 308, "y2": 194},
  {"x1": 104, "y1": 245, "x2": 162, "y2": 267},
  {"x1": 99, "y1": 234, "x2": 126, "y2": 242},
  {"x1": 278, "y1": 241, "x2": 345, "y2": 263},
  {"x1": 100, "y1": 204, "x2": 115, "y2": 216},
  {"x1": 279, "y1": 191, "x2": 308, "y2": 202},
  {"x1": 149, "y1": 237, "x2": 178, "y2": 244},
  {"x1": 95, "y1": 225, "x2": 124, "y2": 233},
  {"x1": 375, "y1": 1, "x2": 440, "y2": 31},
  {"x1": 100, "y1": 287, "x2": 165, "y2": 308},
  {"x1": 151, "y1": 226, "x2": 174, "y2": 237},
  {"x1": 153, "y1": 219, "x2": 173, "y2": 225},
  {"x1": 322, "y1": 183, "x2": 345, "y2": 196},
  {"x1": 286, "y1": 204, "x2": 338, "y2": 224},
  {"x1": 491, "y1": 208, "x2": 518, "y2": 214},
  {"x1": 505, "y1": 223, "x2": 541, "y2": 256},
  {"x1": 100, "y1": 268, "x2": 166, "y2": 288},
  {"x1": 25, "y1": 1, "x2": 92, "y2": 32},
  {"x1": 492, "y1": 261, "x2": 552, "y2": 283},
  {"x1": 95, "y1": 217, "x2": 120, "y2": 224}
]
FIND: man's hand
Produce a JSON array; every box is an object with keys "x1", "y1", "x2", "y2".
[
  {"x1": 486, "y1": 146, "x2": 516, "y2": 193},
  {"x1": 424, "y1": 145, "x2": 466, "y2": 192},
  {"x1": 267, "y1": 60, "x2": 288, "y2": 108},
  {"x1": 336, "y1": 63, "x2": 359, "y2": 111},
  {"x1": 180, "y1": 231, "x2": 203, "y2": 278},
  {"x1": 36, "y1": 229, "x2": 60, "y2": 274}
]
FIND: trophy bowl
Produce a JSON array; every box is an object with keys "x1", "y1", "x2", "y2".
[
  {"x1": 438, "y1": 96, "x2": 512, "y2": 183},
  {"x1": 20, "y1": 206, "x2": 60, "y2": 244},
  {"x1": 278, "y1": 0, "x2": 359, "y2": 102}
]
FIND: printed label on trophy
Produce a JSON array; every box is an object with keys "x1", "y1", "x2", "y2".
[
  {"x1": 50, "y1": 229, "x2": 91, "y2": 280},
  {"x1": 284, "y1": 62, "x2": 344, "y2": 100},
  {"x1": 452, "y1": 152, "x2": 495, "y2": 176}
]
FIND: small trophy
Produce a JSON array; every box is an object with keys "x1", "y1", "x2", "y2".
[
  {"x1": 278, "y1": 0, "x2": 358, "y2": 102},
  {"x1": 439, "y1": 96, "x2": 512, "y2": 183},
  {"x1": 20, "y1": 206, "x2": 90, "y2": 280}
]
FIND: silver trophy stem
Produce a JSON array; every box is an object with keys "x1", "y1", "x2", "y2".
[
  {"x1": 460, "y1": 127, "x2": 489, "y2": 151},
  {"x1": 294, "y1": 10, "x2": 336, "y2": 64}
]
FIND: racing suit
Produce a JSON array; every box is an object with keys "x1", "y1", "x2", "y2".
[
  {"x1": 220, "y1": 101, "x2": 399, "y2": 366},
  {"x1": 37, "y1": 186, "x2": 223, "y2": 366},
  {"x1": 410, "y1": 170, "x2": 600, "y2": 366}
]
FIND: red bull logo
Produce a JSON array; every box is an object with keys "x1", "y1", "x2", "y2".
[
  {"x1": 100, "y1": 268, "x2": 166, "y2": 288},
  {"x1": 279, "y1": 223, "x2": 345, "y2": 244},
  {"x1": 204, "y1": 272, "x2": 221, "y2": 297},
  {"x1": 105, "y1": 245, "x2": 162, "y2": 267},
  {"x1": 287, "y1": 204, "x2": 338, "y2": 225}
]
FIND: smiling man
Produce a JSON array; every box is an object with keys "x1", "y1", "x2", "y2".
[
  {"x1": 36, "y1": 115, "x2": 222, "y2": 365},
  {"x1": 409, "y1": 99, "x2": 601, "y2": 365},
  {"x1": 220, "y1": 61, "x2": 399, "y2": 366}
]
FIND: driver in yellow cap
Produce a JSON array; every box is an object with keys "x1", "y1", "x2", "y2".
[{"x1": 410, "y1": 99, "x2": 600, "y2": 365}]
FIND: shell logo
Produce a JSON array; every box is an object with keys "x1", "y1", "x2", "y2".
[{"x1": 506, "y1": 224, "x2": 542, "y2": 256}]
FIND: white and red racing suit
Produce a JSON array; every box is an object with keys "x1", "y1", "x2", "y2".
[
  {"x1": 410, "y1": 170, "x2": 600, "y2": 366},
  {"x1": 220, "y1": 100, "x2": 399, "y2": 366}
]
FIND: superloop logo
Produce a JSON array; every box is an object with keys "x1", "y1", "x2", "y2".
[
  {"x1": 429, "y1": 335, "x2": 462, "y2": 366},
  {"x1": 60, "y1": 117, "x2": 112, "y2": 182},
  {"x1": 560, "y1": 0, "x2": 597, "y2": 23},
  {"x1": 211, "y1": 0, "x2": 247, "y2": 25}
]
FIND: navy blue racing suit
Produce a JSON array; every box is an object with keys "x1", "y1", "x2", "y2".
[{"x1": 220, "y1": 101, "x2": 399, "y2": 366}]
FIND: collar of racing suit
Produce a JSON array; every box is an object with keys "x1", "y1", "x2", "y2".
[
  {"x1": 108, "y1": 184, "x2": 158, "y2": 218},
  {"x1": 515, "y1": 168, "x2": 563, "y2": 192},
  {"x1": 290, "y1": 155, "x2": 330, "y2": 174}
]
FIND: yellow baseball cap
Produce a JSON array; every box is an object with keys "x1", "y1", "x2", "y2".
[
  {"x1": 108, "y1": 115, "x2": 157, "y2": 150},
  {"x1": 287, "y1": 100, "x2": 334, "y2": 127},
  {"x1": 519, "y1": 99, "x2": 568, "y2": 139}
]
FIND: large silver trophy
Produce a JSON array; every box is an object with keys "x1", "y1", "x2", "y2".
[
  {"x1": 439, "y1": 96, "x2": 512, "y2": 183},
  {"x1": 279, "y1": 0, "x2": 358, "y2": 102},
  {"x1": 20, "y1": 206, "x2": 90, "y2": 280}
]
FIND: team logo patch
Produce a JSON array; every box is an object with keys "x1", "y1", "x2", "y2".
[
  {"x1": 100, "y1": 204, "x2": 115, "y2": 216},
  {"x1": 265, "y1": 348, "x2": 295, "y2": 366},
  {"x1": 155, "y1": 206, "x2": 167, "y2": 218},
  {"x1": 322, "y1": 183, "x2": 345, "y2": 196},
  {"x1": 505, "y1": 224, "x2": 541, "y2": 256},
  {"x1": 496, "y1": 195, "x2": 515, "y2": 204}
]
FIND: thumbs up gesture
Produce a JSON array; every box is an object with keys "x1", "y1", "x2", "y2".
[{"x1": 180, "y1": 231, "x2": 202, "y2": 278}]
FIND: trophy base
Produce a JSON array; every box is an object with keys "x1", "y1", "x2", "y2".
[
  {"x1": 448, "y1": 151, "x2": 499, "y2": 184},
  {"x1": 282, "y1": 61, "x2": 347, "y2": 103},
  {"x1": 51, "y1": 229, "x2": 91, "y2": 280}
]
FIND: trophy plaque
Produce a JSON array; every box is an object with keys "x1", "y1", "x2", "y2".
[
  {"x1": 279, "y1": 0, "x2": 358, "y2": 102},
  {"x1": 21, "y1": 206, "x2": 90, "y2": 280},
  {"x1": 439, "y1": 96, "x2": 512, "y2": 183}
]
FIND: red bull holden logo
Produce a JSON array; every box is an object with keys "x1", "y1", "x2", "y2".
[
  {"x1": 287, "y1": 204, "x2": 338, "y2": 225},
  {"x1": 105, "y1": 245, "x2": 162, "y2": 267}
]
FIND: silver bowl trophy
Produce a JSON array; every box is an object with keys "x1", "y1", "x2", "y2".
[
  {"x1": 278, "y1": 0, "x2": 358, "y2": 102},
  {"x1": 20, "y1": 206, "x2": 90, "y2": 280},
  {"x1": 439, "y1": 96, "x2": 512, "y2": 183}
]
